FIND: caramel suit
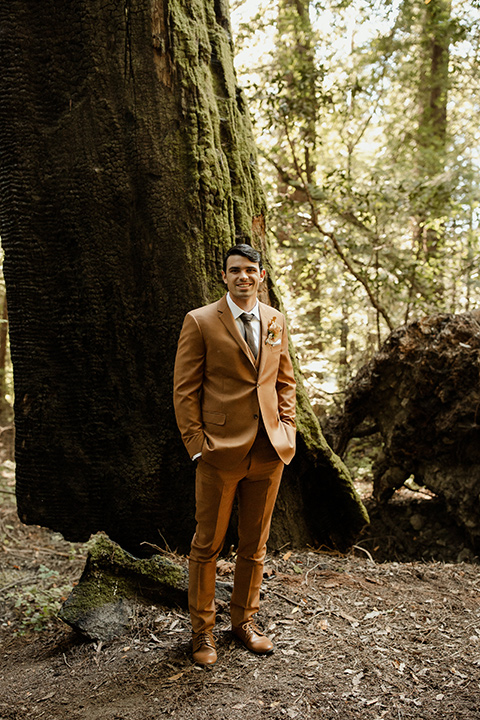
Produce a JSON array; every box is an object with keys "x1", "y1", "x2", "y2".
[{"x1": 173, "y1": 295, "x2": 296, "y2": 632}]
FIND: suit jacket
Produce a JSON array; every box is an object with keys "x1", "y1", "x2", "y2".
[{"x1": 173, "y1": 295, "x2": 296, "y2": 468}]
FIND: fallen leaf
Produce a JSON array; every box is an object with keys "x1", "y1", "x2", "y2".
[
  {"x1": 337, "y1": 610, "x2": 360, "y2": 625},
  {"x1": 352, "y1": 671, "x2": 364, "y2": 687},
  {"x1": 283, "y1": 551, "x2": 292, "y2": 561},
  {"x1": 168, "y1": 672, "x2": 184, "y2": 681},
  {"x1": 38, "y1": 692, "x2": 56, "y2": 702},
  {"x1": 217, "y1": 559, "x2": 235, "y2": 575}
]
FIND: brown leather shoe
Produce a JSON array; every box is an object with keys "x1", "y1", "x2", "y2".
[
  {"x1": 192, "y1": 631, "x2": 217, "y2": 666},
  {"x1": 232, "y1": 619, "x2": 274, "y2": 655}
]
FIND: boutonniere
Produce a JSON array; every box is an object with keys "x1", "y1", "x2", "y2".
[{"x1": 265, "y1": 316, "x2": 282, "y2": 346}]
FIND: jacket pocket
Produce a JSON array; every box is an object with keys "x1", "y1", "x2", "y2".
[{"x1": 202, "y1": 410, "x2": 226, "y2": 426}]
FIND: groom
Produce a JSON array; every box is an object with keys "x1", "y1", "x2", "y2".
[{"x1": 173, "y1": 244, "x2": 296, "y2": 665}]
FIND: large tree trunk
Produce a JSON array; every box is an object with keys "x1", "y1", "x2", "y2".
[{"x1": 0, "y1": 0, "x2": 367, "y2": 555}]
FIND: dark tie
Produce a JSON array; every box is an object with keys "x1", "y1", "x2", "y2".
[{"x1": 240, "y1": 313, "x2": 257, "y2": 358}]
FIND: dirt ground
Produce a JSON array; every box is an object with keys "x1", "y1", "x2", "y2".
[{"x1": 1, "y1": 461, "x2": 480, "y2": 720}]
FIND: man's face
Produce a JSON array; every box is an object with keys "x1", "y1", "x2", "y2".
[{"x1": 222, "y1": 254, "x2": 265, "y2": 309}]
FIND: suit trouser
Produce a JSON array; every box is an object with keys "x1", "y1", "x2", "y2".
[{"x1": 188, "y1": 429, "x2": 284, "y2": 633}]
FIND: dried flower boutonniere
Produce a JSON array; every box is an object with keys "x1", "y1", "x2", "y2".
[{"x1": 265, "y1": 316, "x2": 282, "y2": 346}]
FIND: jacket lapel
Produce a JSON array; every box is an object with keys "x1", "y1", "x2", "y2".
[
  {"x1": 217, "y1": 295, "x2": 257, "y2": 369},
  {"x1": 258, "y1": 302, "x2": 276, "y2": 377}
]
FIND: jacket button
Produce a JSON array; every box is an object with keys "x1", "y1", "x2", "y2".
[{"x1": 253, "y1": 414, "x2": 259, "y2": 420}]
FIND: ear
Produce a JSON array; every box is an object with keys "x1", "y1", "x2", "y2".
[
  {"x1": 221, "y1": 270, "x2": 227, "y2": 285},
  {"x1": 259, "y1": 269, "x2": 266, "y2": 283}
]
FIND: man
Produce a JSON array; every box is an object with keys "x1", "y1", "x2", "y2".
[{"x1": 173, "y1": 244, "x2": 296, "y2": 666}]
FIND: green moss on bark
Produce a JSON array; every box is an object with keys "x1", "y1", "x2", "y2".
[{"x1": 59, "y1": 534, "x2": 188, "y2": 639}]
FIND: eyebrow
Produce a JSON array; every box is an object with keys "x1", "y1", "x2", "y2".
[{"x1": 228, "y1": 265, "x2": 258, "y2": 271}]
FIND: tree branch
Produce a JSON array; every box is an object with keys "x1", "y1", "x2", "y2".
[{"x1": 283, "y1": 121, "x2": 394, "y2": 331}]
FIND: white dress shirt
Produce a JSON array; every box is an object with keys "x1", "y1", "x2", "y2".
[{"x1": 226, "y1": 292, "x2": 261, "y2": 355}]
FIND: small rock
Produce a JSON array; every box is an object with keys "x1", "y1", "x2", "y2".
[
  {"x1": 410, "y1": 514, "x2": 425, "y2": 531},
  {"x1": 457, "y1": 547, "x2": 474, "y2": 563}
]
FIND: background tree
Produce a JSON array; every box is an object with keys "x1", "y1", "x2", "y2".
[
  {"x1": 0, "y1": 0, "x2": 367, "y2": 556},
  {"x1": 233, "y1": 0, "x2": 480, "y2": 413}
]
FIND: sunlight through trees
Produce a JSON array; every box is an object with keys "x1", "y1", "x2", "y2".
[{"x1": 232, "y1": 0, "x2": 480, "y2": 409}]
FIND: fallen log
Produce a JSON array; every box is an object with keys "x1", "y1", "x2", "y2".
[{"x1": 328, "y1": 311, "x2": 480, "y2": 546}]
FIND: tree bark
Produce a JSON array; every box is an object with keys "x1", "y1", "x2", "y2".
[
  {"x1": 0, "y1": 0, "x2": 367, "y2": 555},
  {"x1": 417, "y1": 0, "x2": 451, "y2": 176},
  {"x1": 411, "y1": 0, "x2": 452, "y2": 301},
  {"x1": 0, "y1": 294, "x2": 12, "y2": 424}
]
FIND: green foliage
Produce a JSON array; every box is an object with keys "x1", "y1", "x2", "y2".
[
  {"x1": 10, "y1": 565, "x2": 73, "y2": 633},
  {"x1": 233, "y1": 0, "x2": 480, "y2": 409}
]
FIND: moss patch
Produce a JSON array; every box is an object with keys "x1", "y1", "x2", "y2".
[{"x1": 59, "y1": 534, "x2": 188, "y2": 640}]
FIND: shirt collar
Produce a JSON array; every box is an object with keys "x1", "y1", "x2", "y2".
[{"x1": 226, "y1": 292, "x2": 260, "y2": 320}]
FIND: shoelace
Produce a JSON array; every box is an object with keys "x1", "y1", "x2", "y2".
[
  {"x1": 194, "y1": 632, "x2": 215, "y2": 649},
  {"x1": 241, "y1": 621, "x2": 264, "y2": 638}
]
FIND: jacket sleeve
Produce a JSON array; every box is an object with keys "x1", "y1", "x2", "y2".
[
  {"x1": 276, "y1": 316, "x2": 296, "y2": 429},
  {"x1": 173, "y1": 313, "x2": 206, "y2": 459}
]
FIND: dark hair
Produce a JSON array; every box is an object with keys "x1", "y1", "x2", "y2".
[{"x1": 223, "y1": 244, "x2": 263, "y2": 272}]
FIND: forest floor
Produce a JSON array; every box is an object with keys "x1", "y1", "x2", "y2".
[{"x1": 1, "y1": 461, "x2": 480, "y2": 720}]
